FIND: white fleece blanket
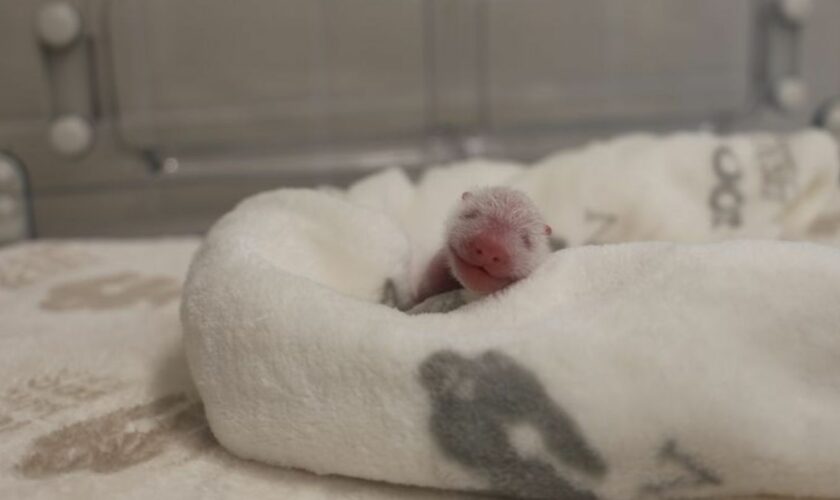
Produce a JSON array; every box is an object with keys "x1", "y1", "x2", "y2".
[
  {"x1": 0, "y1": 239, "x2": 479, "y2": 500},
  {"x1": 182, "y1": 130, "x2": 840, "y2": 499},
  {"x1": 1, "y1": 241, "x2": 808, "y2": 500}
]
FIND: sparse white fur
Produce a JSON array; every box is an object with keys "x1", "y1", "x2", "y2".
[{"x1": 446, "y1": 186, "x2": 551, "y2": 279}]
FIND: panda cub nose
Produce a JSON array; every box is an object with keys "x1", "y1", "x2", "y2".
[{"x1": 466, "y1": 234, "x2": 511, "y2": 272}]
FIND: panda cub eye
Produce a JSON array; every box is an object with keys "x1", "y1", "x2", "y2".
[
  {"x1": 461, "y1": 210, "x2": 480, "y2": 220},
  {"x1": 521, "y1": 234, "x2": 532, "y2": 250}
]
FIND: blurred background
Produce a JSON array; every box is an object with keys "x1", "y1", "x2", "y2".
[{"x1": 0, "y1": 0, "x2": 839, "y2": 242}]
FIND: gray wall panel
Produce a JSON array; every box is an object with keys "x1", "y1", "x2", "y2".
[
  {"x1": 109, "y1": 0, "x2": 426, "y2": 152},
  {"x1": 0, "y1": 0, "x2": 838, "y2": 238},
  {"x1": 0, "y1": 1, "x2": 51, "y2": 123},
  {"x1": 485, "y1": 0, "x2": 752, "y2": 128}
]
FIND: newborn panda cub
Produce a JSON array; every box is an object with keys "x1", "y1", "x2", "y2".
[{"x1": 411, "y1": 186, "x2": 552, "y2": 313}]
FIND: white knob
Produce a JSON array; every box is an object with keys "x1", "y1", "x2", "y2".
[
  {"x1": 774, "y1": 77, "x2": 809, "y2": 112},
  {"x1": 36, "y1": 2, "x2": 82, "y2": 49},
  {"x1": 49, "y1": 115, "x2": 93, "y2": 156},
  {"x1": 778, "y1": 0, "x2": 812, "y2": 24}
]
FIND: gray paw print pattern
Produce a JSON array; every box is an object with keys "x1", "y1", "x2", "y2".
[
  {"x1": 419, "y1": 350, "x2": 724, "y2": 500},
  {"x1": 419, "y1": 350, "x2": 606, "y2": 499}
]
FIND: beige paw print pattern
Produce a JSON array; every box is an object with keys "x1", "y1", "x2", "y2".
[
  {"x1": 806, "y1": 211, "x2": 840, "y2": 238},
  {"x1": 40, "y1": 272, "x2": 181, "y2": 311},
  {"x1": 0, "y1": 244, "x2": 98, "y2": 289},
  {"x1": 17, "y1": 394, "x2": 213, "y2": 477},
  {"x1": 0, "y1": 370, "x2": 125, "y2": 435}
]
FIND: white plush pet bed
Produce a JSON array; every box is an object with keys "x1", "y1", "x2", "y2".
[{"x1": 182, "y1": 130, "x2": 840, "y2": 499}]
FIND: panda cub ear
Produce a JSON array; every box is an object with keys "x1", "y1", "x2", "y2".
[
  {"x1": 461, "y1": 191, "x2": 473, "y2": 201},
  {"x1": 544, "y1": 225, "x2": 552, "y2": 236}
]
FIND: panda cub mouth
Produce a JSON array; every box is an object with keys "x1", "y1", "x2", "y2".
[{"x1": 448, "y1": 245, "x2": 514, "y2": 293}]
